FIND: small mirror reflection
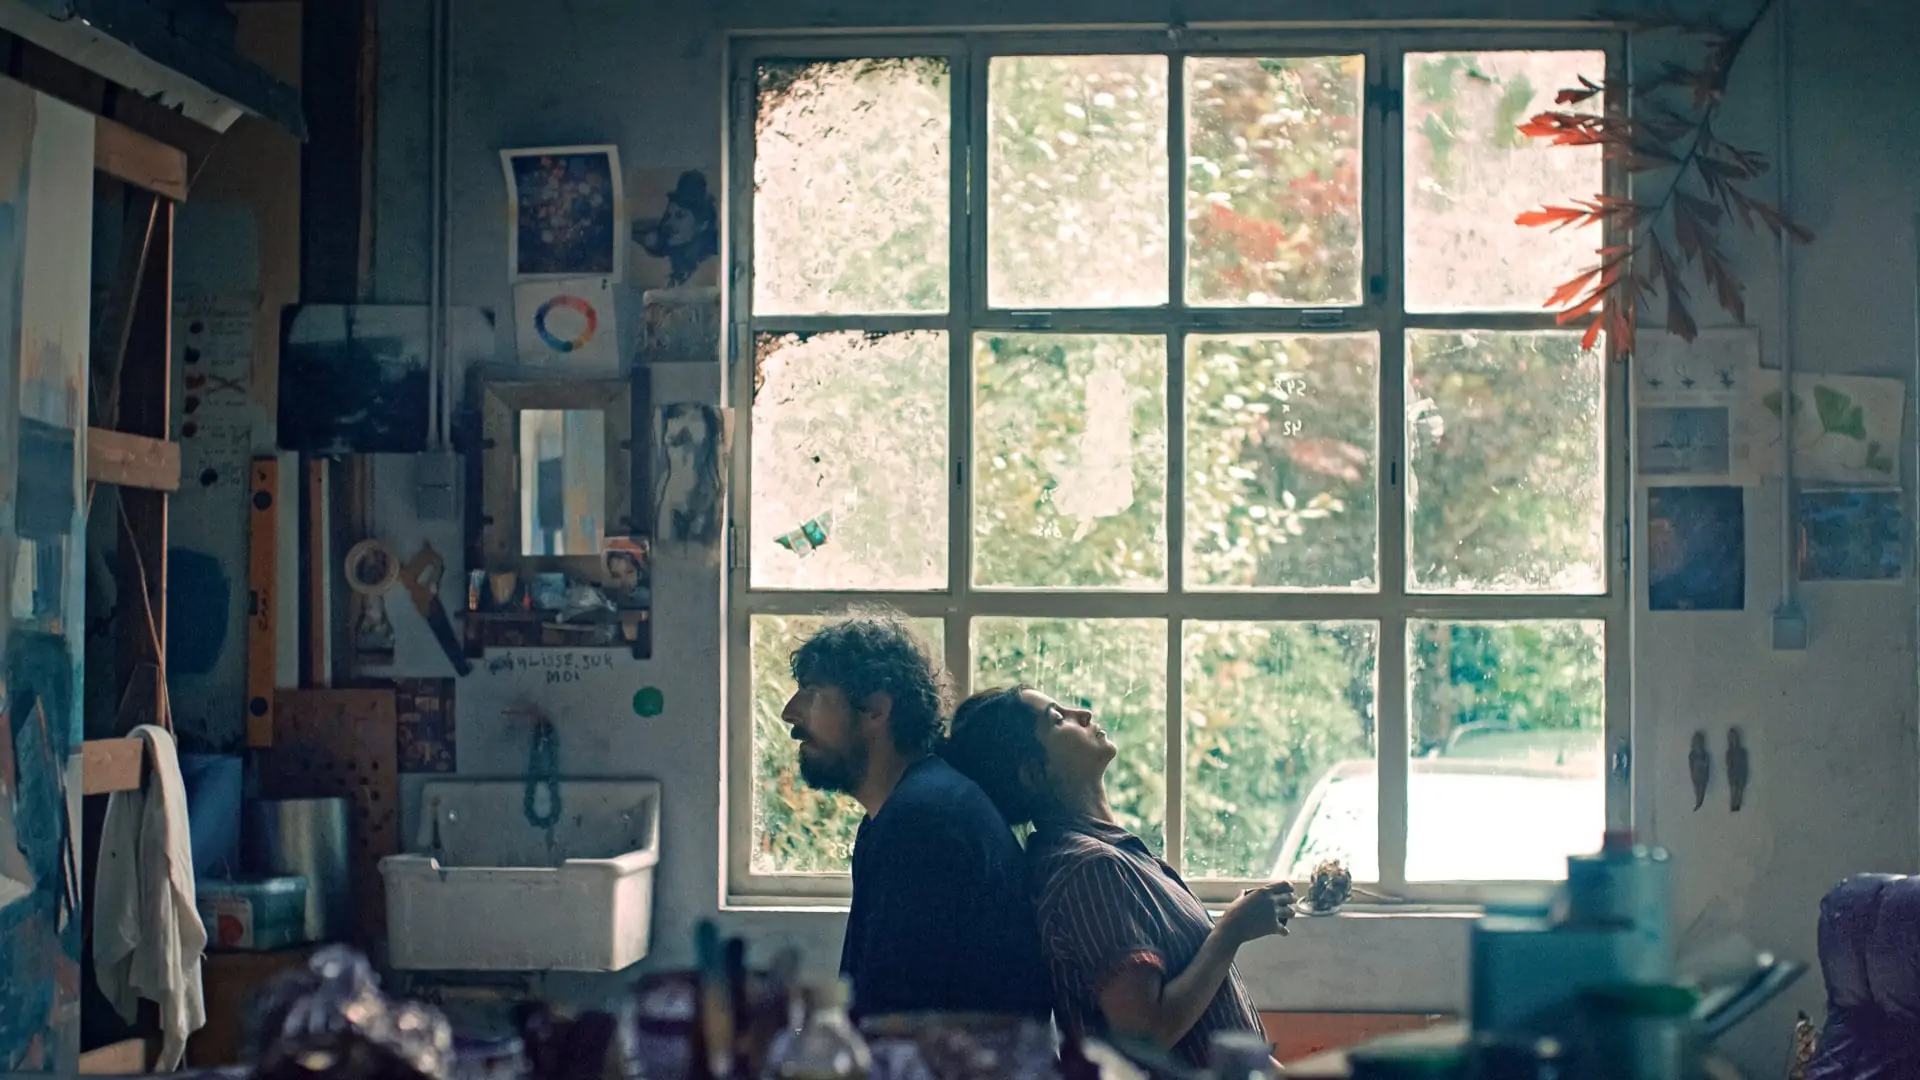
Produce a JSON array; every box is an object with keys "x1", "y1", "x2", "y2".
[{"x1": 519, "y1": 408, "x2": 606, "y2": 556}]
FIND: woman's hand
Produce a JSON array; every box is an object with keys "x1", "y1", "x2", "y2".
[{"x1": 1218, "y1": 883, "x2": 1296, "y2": 947}]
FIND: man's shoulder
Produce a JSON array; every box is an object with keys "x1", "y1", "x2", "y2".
[{"x1": 873, "y1": 757, "x2": 1005, "y2": 832}]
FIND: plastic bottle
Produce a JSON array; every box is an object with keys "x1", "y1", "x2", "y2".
[
  {"x1": 1208, "y1": 1029, "x2": 1279, "y2": 1080},
  {"x1": 767, "y1": 979, "x2": 869, "y2": 1080}
]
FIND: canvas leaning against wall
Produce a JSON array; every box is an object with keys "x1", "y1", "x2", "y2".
[
  {"x1": 0, "y1": 74, "x2": 96, "y2": 1075},
  {"x1": 277, "y1": 305, "x2": 494, "y2": 455}
]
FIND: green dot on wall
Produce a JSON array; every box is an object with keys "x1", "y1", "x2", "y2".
[{"x1": 632, "y1": 687, "x2": 664, "y2": 718}]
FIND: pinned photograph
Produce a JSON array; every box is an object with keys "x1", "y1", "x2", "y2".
[
  {"x1": 656, "y1": 403, "x2": 731, "y2": 546},
  {"x1": 1638, "y1": 406, "x2": 1734, "y2": 483},
  {"x1": 513, "y1": 276, "x2": 620, "y2": 372},
  {"x1": 1647, "y1": 486, "x2": 1745, "y2": 611},
  {"x1": 1635, "y1": 329, "x2": 1759, "y2": 486},
  {"x1": 629, "y1": 167, "x2": 720, "y2": 289},
  {"x1": 602, "y1": 536, "x2": 652, "y2": 609},
  {"x1": 1798, "y1": 489, "x2": 1904, "y2": 581},
  {"x1": 503, "y1": 145, "x2": 623, "y2": 281}
]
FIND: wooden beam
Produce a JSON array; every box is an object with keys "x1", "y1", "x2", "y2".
[
  {"x1": 86, "y1": 427, "x2": 179, "y2": 491},
  {"x1": 300, "y1": 0, "x2": 372, "y2": 301},
  {"x1": 80, "y1": 738, "x2": 143, "y2": 796},
  {"x1": 94, "y1": 115, "x2": 188, "y2": 202},
  {"x1": 304, "y1": 458, "x2": 328, "y2": 686},
  {"x1": 78, "y1": 1037, "x2": 151, "y2": 1074},
  {"x1": 246, "y1": 459, "x2": 279, "y2": 746}
]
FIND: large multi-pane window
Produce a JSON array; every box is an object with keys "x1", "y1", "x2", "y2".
[{"x1": 726, "y1": 32, "x2": 1628, "y2": 904}]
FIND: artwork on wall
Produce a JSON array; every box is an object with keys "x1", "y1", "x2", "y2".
[
  {"x1": 512, "y1": 276, "x2": 619, "y2": 373},
  {"x1": 278, "y1": 304, "x2": 494, "y2": 455},
  {"x1": 628, "y1": 167, "x2": 719, "y2": 289},
  {"x1": 656, "y1": 403, "x2": 731, "y2": 547},
  {"x1": 503, "y1": 146, "x2": 623, "y2": 282},
  {"x1": 395, "y1": 678, "x2": 456, "y2": 774},
  {"x1": 0, "y1": 74, "x2": 94, "y2": 1074},
  {"x1": 641, "y1": 286, "x2": 720, "y2": 365},
  {"x1": 1647, "y1": 485, "x2": 1745, "y2": 612},
  {"x1": 1797, "y1": 489, "x2": 1905, "y2": 581},
  {"x1": 1635, "y1": 329, "x2": 1759, "y2": 486},
  {"x1": 1752, "y1": 371, "x2": 1905, "y2": 486}
]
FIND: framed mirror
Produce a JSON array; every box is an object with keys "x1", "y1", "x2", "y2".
[{"x1": 468, "y1": 375, "x2": 651, "y2": 655}]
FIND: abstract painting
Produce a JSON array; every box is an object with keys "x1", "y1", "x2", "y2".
[
  {"x1": 1647, "y1": 486, "x2": 1745, "y2": 611},
  {"x1": 503, "y1": 146, "x2": 623, "y2": 281},
  {"x1": 1798, "y1": 489, "x2": 1904, "y2": 581},
  {"x1": 0, "y1": 75, "x2": 92, "y2": 1073}
]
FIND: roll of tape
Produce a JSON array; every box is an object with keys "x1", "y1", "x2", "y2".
[{"x1": 344, "y1": 539, "x2": 399, "y2": 596}]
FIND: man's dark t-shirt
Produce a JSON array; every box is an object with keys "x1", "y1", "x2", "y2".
[{"x1": 840, "y1": 756, "x2": 1050, "y2": 1019}]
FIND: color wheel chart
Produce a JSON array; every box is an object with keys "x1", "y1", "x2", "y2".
[
  {"x1": 513, "y1": 276, "x2": 619, "y2": 369},
  {"x1": 534, "y1": 292, "x2": 598, "y2": 353}
]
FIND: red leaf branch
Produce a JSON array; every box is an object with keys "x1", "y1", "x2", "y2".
[{"x1": 1514, "y1": 0, "x2": 1813, "y2": 355}]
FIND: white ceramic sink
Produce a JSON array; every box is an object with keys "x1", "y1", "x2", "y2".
[{"x1": 380, "y1": 778, "x2": 660, "y2": 971}]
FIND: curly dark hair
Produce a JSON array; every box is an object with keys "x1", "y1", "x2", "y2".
[
  {"x1": 942, "y1": 686, "x2": 1050, "y2": 827},
  {"x1": 789, "y1": 611, "x2": 948, "y2": 756}
]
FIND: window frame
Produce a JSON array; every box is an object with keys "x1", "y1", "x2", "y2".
[{"x1": 724, "y1": 28, "x2": 1630, "y2": 908}]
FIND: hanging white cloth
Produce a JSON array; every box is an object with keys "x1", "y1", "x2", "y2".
[{"x1": 94, "y1": 724, "x2": 206, "y2": 1070}]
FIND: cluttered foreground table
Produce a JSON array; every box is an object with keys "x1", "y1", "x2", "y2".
[{"x1": 113, "y1": 833, "x2": 1801, "y2": 1080}]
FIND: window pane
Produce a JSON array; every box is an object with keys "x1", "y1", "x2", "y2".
[
  {"x1": 973, "y1": 334, "x2": 1167, "y2": 590},
  {"x1": 750, "y1": 614, "x2": 946, "y2": 874},
  {"x1": 988, "y1": 55, "x2": 1169, "y2": 308},
  {"x1": 1187, "y1": 56, "x2": 1365, "y2": 306},
  {"x1": 1407, "y1": 330, "x2": 1605, "y2": 594},
  {"x1": 1407, "y1": 619, "x2": 1604, "y2": 882},
  {"x1": 1187, "y1": 334, "x2": 1378, "y2": 590},
  {"x1": 1187, "y1": 621, "x2": 1377, "y2": 881},
  {"x1": 973, "y1": 618, "x2": 1167, "y2": 851},
  {"x1": 754, "y1": 58, "x2": 949, "y2": 315},
  {"x1": 751, "y1": 332, "x2": 948, "y2": 591},
  {"x1": 1404, "y1": 51, "x2": 1605, "y2": 312}
]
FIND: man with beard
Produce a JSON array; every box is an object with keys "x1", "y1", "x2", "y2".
[{"x1": 781, "y1": 613, "x2": 1049, "y2": 1020}]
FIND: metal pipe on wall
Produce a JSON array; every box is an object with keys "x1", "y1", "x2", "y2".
[
  {"x1": 425, "y1": 0, "x2": 444, "y2": 448},
  {"x1": 1774, "y1": 0, "x2": 1801, "y2": 636},
  {"x1": 437, "y1": 0, "x2": 455, "y2": 449}
]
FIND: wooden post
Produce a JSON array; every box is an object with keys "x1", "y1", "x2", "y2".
[
  {"x1": 247, "y1": 459, "x2": 279, "y2": 746},
  {"x1": 115, "y1": 198, "x2": 172, "y2": 732}
]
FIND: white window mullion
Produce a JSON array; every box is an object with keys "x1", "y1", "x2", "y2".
[
  {"x1": 949, "y1": 40, "x2": 985, "y2": 694},
  {"x1": 724, "y1": 45, "x2": 761, "y2": 898},
  {"x1": 1162, "y1": 45, "x2": 1188, "y2": 873},
  {"x1": 1602, "y1": 37, "x2": 1634, "y2": 836},
  {"x1": 1375, "y1": 39, "x2": 1411, "y2": 896}
]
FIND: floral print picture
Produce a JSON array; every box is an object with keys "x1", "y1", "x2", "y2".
[{"x1": 502, "y1": 145, "x2": 623, "y2": 281}]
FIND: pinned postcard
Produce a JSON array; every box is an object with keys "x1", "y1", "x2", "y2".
[
  {"x1": 502, "y1": 145, "x2": 623, "y2": 282},
  {"x1": 629, "y1": 167, "x2": 720, "y2": 289},
  {"x1": 1797, "y1": 489, "x2": 1904, "y2": 581},
  {"x1": 513, "y1": 276, "x2": 619, "y2": 372},
  {"x1": 1751, "y1": 371, "x2": 1904, "y2": 486},
  {"x1": 1634, "y1": 329, "x2": 1759, "y2": 486}
]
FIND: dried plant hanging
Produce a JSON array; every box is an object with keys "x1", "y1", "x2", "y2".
[{"x1": 1515, "y1": 0, "x2": 1812, "y2": 356}]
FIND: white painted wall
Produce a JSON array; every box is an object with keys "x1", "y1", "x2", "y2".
[{"x1": 366, "y1": 1, "x2": 1920, "y2": 1073}]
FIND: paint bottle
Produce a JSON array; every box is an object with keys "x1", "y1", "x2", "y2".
[
  {"x1": 768, "y1": 979, "x2": 869, "y2": 1080},
  {"x1": 1564, "y1": 830, "x2": 1673, "y2": 982}
]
